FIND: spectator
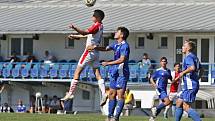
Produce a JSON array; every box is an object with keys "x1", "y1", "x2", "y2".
[
  {"x1": 139, "y1": 53, "x2": 151, "y2": 69},
  {"x1": 23, "y1": 52, "x2": 37, "y2": 62},
  {"x1": 43, "y1": 50, "x2": 57, "y2": 63},
  {"x1": 123, "y1": 88, "x2": 135, "y2": 116},
  {"x1": 42, "y1": 94, "x2": 50, "y2": 113},
  {"x1": 48, "y1": 95, "x2": 61, "y2": 113},
  {"x1": 16, "y1": 99, "x2": 26, "y2": 113},
  {"x1": 9, "y1": 52, "x2": 20, "y2": 63},
  {"x1": 60, "y1": 92, "x2": 74, "y2": 114},
  {"x1": 0, "y1": 103, "x2": 14, "y2": 113},
  {"x1": 138, "y1": 53, "x2": 152, "y2": 81},
  {"x1": 29, "y1": 95, "x2": 36, "y2": 113}
]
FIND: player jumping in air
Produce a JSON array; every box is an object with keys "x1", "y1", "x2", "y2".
[{"x1": 61, "y1": 9, "x2": 108, "y2": 106}]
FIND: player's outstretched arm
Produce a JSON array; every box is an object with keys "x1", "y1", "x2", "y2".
[
  {"x1": 69, "y1": 24, "x2": 89, "y2": 35},
  {"x1": 68, "y1": 34, "x2": 87, "y2": 40}
]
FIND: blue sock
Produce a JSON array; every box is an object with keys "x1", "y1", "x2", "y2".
[
  {"x1": 108, "y1": 99, "x2": 116, "y2": 118},
  {"x1": 175, "y1": 107, "x2": 183, "y2": 121},
  {"x1": 187, "y1": 108, "x2": 201, "y2": 121},
  {"x1": 156, "y1": 102, "x2": 166, "y2": 116},
  {"x1": 115, "y1": 99, "x2": 125, "y2": 119}
]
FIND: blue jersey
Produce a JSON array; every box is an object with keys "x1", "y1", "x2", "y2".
[
  {"x1": 183, "y1": 52, "x2": 201, "y2": 90},
  {"x1": 107, "y1": 40, "x2": 130, "y2": 78},
  {"x1": 152, "y1": 67, "x2": 172, "y2": 90}
]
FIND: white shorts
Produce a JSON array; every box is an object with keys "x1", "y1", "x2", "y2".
[
  {"x1": 78, "y1": 49, "x2": 100, "y2": 68},
  {"x1": 169, "y1": 92, "x2": 178, "y2": 101}
]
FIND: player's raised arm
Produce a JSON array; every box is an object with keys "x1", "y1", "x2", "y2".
[
  {"x1": 67, "y1": 34, "x2": 87, "y2": 40},
  {"x1": 69, "y1": 24, "x2": 89, "y2": 35}
]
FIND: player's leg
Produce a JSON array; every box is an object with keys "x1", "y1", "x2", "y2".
[
  {"x1": 175, "y1": 90, "x2": 185, "y2": 121},
  {"x1": 183, "y1": 89, "x2": 201, "y2": 121},
  {"x1": 61, "y1": 50, "x2": 90, "y2": 100},
  {"x1": 113, "y1": 77, "x2": 127, "y2": 121},
  {"x1": 93, "y1": 67, "x2": 107, "y2": 106},
  {"x1": 163, "y1": 92, "x2": 176, "y2": 118},
  {"x1": 61, "y1": 66, "x2": 84, "y2": 100},
  {"x1": 152, "y1": 91, "x2": 170, "y2": 117},
  {"x1": 107, "y1": 88, "x2": 117, "y2": 120}
]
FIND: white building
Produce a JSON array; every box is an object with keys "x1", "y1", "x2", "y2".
[{"x1": 0, "y1": 0, "x2": 215, "y2": 113}]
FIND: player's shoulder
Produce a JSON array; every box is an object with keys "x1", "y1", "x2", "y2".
[{"x1": 121, "y1": 41, "x2": 130, "y2": 48}]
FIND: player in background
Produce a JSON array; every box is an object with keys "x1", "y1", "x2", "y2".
[
  {"x1": 88, "y1": 26, "x2": 130, "y2": 121},
  {"x1": 163, "y1": 62, "x2": 181, "y2": 119},
  {"x1": 174, "y1": 40, "x2": 204, "y2": 121},
  {"x1": 149, "y1": 57, "x2": 172, "y2": 121},
  {"x1": 61, "y1": 10, "x2": 107, "y2": 106}
]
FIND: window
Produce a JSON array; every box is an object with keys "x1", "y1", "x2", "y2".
[
  {"x1": 159, "y1": 36, "x2": 168, "y2": 48},
  {"x1": 82, "y1": 90, "x2": 90, "y2": 100},
  {"x1": 65, "y1": 37, "x2": 74, "y2": 49},
  {"x1": 101, "y1": 37, "x2": 109, "y2": 47},
  {"x1": 10, "y1": 37, "x2": 33, "y2": 56},
  {"x1": 136, "y1": 36, "x2": 145, "y2": 48}
]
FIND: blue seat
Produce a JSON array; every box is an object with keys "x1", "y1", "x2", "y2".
[
  {"x1": 12, "y1": 69, "x2": 20, "y2": 78},
  {"x1": 139, "y1": 66, "x2": 149, "y2": 82},
  {"x1": 88, "y1": 68, "x2": 96, "y2": 82},
  {"x1": 30, "y1": 63, "x2": 40, "y2": 78},
  {"x1": 129, "y1": 64, "x2": 139, "y2": 82},
  {"x1": 11, "y1": 63, "x2": 23, "y2": 78},
  {"x1": 50, "y1": 68, "x2": 58, "y2": 78},
  {"x1": 3, "y1": 68, "x2": 11, "y2": 78},
  {"x1": 80, "y1": 67, "x2": 88, "y2": 81},
  {"x1": 59, "y1": 64, "x2": 70, "y2": 79},
  {"x1": 68, "y1": 64, "x2": 77, "y2": 79},
  {"x1": 49, "y1": 64, "x2": 60, "y2": 78},
  {"x1": 21, "y1": 68, "x2": 29, "y2": 78},
  {"x1": 40, "y1": 68, "x2": 49, "y2": 78},
  {"x1": 59, "y1": 69, "x2": 68, "y2": 79}
]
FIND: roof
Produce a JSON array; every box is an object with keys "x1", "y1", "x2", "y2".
[{"x1": 1, "y1": 1, "x2": 215, "y2": 33}]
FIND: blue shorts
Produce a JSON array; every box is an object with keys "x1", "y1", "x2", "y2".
[
  {"x1": 156, "y1": 89, "x2": 168, "y2": 100},
  {"x1": 109, "y1": 76, "x2": 127, "y2": 90},
  {"x1": 180, "y1": 88, "x2": 198, "y2": 103}
]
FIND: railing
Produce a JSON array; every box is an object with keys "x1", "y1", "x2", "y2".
[{"x1": 0, "y1": 62, "x2": 214, "y2": 85}]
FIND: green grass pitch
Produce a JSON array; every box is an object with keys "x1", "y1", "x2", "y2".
[{"x1": 0, "y1": 113, "x2": 214, "y2": 121}]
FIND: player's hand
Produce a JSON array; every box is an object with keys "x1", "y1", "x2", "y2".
[
  {"x1": 69, "y1": 24, "x2": 76, "y2": 29},
  {"x1": 68, "y1": 34, "x2": 79, "y2": 40},
  {"x1": 102, "y1": 62, "x2": 109, "y2": 66}
]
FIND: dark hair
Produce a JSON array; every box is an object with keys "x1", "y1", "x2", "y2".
[
  {"x1": 143, "y1": 53, "x2": 148, "y2": 56},
  {"x1": 93, "y1": 9, "x2": 105, "y2": 21},
  {"x1": 117, "y1": 27, "x2": 129, "y2": 40},
  {"x1": 174, "y1": 62, "x2": 180, "y2": 67},
  {"x1": 160, "y1": 57, "x2": 167, "y2": 62}
]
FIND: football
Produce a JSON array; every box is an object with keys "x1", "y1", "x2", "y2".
[{"x1": 85, "y1": 0, "x2": 96, "y2": 7}]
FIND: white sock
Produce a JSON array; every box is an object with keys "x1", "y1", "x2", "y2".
[
  {"x1": 164, "y1": 105, "x2": 170, "y2": 114},
  {"x1": 98, "y1": 79, "x2": 105, "y2": 96},
  {"x1": 69, "y1": 79, "x2": 78, "y2": 95}
]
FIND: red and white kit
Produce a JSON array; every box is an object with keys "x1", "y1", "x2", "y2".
[
  {"x1": 78, "y1": 21, "x2": 103, "y2": 68},
  {"x1": 169, "y1": 71, "x2": 181, "y2": 101}
]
